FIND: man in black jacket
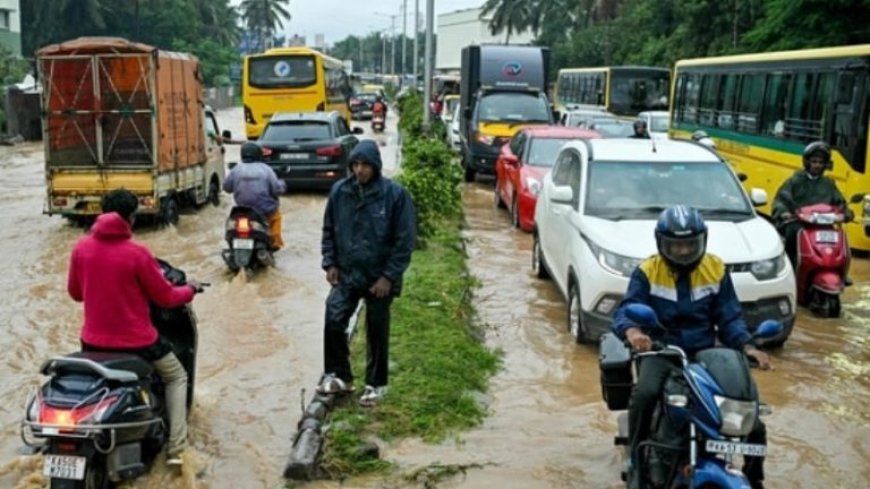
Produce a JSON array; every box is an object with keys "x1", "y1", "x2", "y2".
[{"x1": 318, "y1": 140, "x2": 416, "y2": 406}]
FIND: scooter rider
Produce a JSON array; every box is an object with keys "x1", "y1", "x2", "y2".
[
  {"x1": 67, "y1": 189, "x2": 203, "y2": 467},
  {"x1": 372, "y1": 96, "x2": 387, "y2": 118},
  {"x1": 630, "y1": 119, "x2": 650, "y2": 139},
  {"x1": 772, "y1": 141, "x2": 853, "y2": 268},
  {"x1": 223, "y1": 142, "x2": 287, "y2": 250},
  {"x1": 612, "y1": 205, "x2": 771, "y2": 489}
]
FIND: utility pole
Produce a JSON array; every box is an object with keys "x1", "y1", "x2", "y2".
[
  {"x1": 413, "y1": 0, "x2": 419, "y2": 86},
  {"x1": 401, "y1": 0, "x2": 408, "y2": 80},
  {"x1": 390, "y1": 15, "x2": 397, "y2": 75},
  {"x1": 422, "y1": 0, "x2": 434, "y2": 130},
  {"x1": 381, "y1": 32, "x2": 387, "y2": 75}
]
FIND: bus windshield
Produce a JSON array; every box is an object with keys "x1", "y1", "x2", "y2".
[
  {"x1": 248, "y1": 55, "x2": 317, "y2": 88},
  {"x1": 610, "y1": 71, "x2": 670, "y2": 115}
]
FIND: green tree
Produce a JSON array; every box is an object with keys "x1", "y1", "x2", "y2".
[
  {"x1": 743, "y1": 0, "x2": 870, "y2": 52},
  {"x1": 480, "y1": 0, "x2": 533, "y2": 43},
  {"x1": 240, "y1": 0, "x2": 292, "y2": 52}
]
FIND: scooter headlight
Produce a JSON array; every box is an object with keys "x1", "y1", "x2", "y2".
[
  {"x1": 714, "y1": 395, "x2": 757, "y2": 437},
  {"x1": 749, "y1": 253, "x2": 787, "y2": 281}
]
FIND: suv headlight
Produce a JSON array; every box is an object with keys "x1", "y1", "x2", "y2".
[
  {"x1": 750, "y1": 254, "x2": 787, "y2": 280},
  {"x1": 714, "y1": 395, "x2": 757, "y2": 437},
  {"x1": 525, "y1": 176, "x2": 542, "y2": 196},
  {"x1": 583, "y1": 236, "x2": 642, "y2": 277}
]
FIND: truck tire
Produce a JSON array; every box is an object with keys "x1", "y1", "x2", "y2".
[
  {"x1": 208, "y1": 177, "x2": 220, "y2": 206},
  {"x1": 160, "y1": 197, "x2": 179, "y2": 227}
]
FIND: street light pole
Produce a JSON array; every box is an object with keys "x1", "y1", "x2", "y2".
[
  {"x1": 402, "y1": 0, "x2": 408, "y2": 80},
  {"x1": 422, "y1": 0, "x2": 434, "y2": 130},
  {"x1": 413, "y1": 0, "x2": 419, "y2": 86}
]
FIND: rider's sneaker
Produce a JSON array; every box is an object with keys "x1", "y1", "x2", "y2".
[{"x1": 845, "y1": 275, "x2": 854, "y2": 287}]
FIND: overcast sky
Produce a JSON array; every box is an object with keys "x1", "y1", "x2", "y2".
[{"x1": 230, "y1": 0, "x2": 484, "y2": 45}]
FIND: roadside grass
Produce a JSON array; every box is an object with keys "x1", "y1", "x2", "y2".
[{"x1": 318, "y1": 219, "x2": 501, "y2": 478}]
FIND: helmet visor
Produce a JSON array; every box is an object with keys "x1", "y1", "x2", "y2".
[{"x1": 660, "y1": 234, "x2": 705, "y2": 266}]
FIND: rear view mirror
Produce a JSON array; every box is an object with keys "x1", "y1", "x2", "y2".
[
  {"x1": 352, "y1": 127, "x2": 364, "y2": 135},
  {"x1": 221, "y1": 130, "x2": 232, "y2": 140},
  {"x1": 550, "y1": 185, "x2": 574, "y2": 204},
  {"x1": 228, "y1": 162, "x2": 238, "y2": 170},
  {"x1": 624, "y1": 304, "x2": 662, "y2": 331},
  {"x1": 737, "y1": 173, "x2": 748, "y2": 182},
  {"x1": 752, "y1": 320, "x2": 783, "y2": 340},
  {"x1": 850, "y1": 193, "x2": 865, "y2": 204},
  {"x1": 750, "y1": 188, "x2": 768, "y2": 206}
]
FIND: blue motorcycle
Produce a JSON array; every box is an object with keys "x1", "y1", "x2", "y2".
[{"x1": 599, "y1": 304, "x2": 782, "y2": 489}]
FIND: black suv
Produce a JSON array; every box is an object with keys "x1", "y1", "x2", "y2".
[
  {"x1": 350, "y1": 93, "x2": 379, "y2": 120},
  {"x1": 257, "y1": 112, "x2": 363, "y2": 190}
]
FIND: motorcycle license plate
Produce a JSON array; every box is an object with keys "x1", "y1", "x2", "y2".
[
  {"x1": 705, "y1": 440, "x2": 767, "y2": 457},
  {"x1": 815, "y1": 231, "x2": 839, "y2": 243},
  {"x1": 232, "y1": 238, "x2": 254, "y2": 250},
  {"x1": 43, "y1": 454, "x2": 86, "y2": 480}
]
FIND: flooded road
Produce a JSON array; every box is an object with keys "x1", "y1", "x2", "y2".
[{"x1": 0, "y1": 108, "x2": 866, "y2": 488}]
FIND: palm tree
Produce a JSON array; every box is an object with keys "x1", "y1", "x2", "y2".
[
  {"x1": 240, "y1": 0, "x2": 291, "y2": 52},
  {"x1": 480, "y1": 0, "x2": 533, "y2": 44},
  {"x1": 196, "y1": 0, "x2": 242, "y2": 47}
]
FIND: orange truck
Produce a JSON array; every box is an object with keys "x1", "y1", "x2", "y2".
[{"x1": 37, "y1": 37, "x2": 229, "y2": 224}]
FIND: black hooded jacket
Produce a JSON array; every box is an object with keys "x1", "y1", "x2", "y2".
[{"x1": 321, "y1": 140, "x2": 416, "y2": 295}]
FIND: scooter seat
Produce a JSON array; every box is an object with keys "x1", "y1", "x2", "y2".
[{"x1": 61, "y1": 352, "x2": 154, "y2": 379}]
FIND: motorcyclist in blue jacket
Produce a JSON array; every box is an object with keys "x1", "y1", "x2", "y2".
[{"x1": 612, "y1": 205, "x2": 771, "y2": 489}]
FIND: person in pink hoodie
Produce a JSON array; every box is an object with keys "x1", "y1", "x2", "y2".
[{"x1": 67, "y1": 189, "x2": 201, "y2": 466}]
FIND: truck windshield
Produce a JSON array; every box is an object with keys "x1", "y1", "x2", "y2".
[{"x1": 477, "y1": 92, "x2": 550, "y2": 123}]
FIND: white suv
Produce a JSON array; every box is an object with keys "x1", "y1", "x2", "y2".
[{"x1": 533, "y1": 138, "x2": 796, "y2": 346}]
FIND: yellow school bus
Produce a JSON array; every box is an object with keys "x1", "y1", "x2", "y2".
[
  {"x1": 669, "y1": 44, "x2": 870, "y2": 251},
  {"x1": 242, "y1": 47, "x2": 351, "y2": 139},
  {"x1": 554, "y1": 66, "x2": 670, "y2": 117}
]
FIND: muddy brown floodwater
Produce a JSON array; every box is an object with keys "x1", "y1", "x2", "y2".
[{"x1": 0, "y1": 109, "x2": 866, "y2": 489}]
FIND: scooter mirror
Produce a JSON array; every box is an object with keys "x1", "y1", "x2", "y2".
[
  {"x1": 753, "y1": 319, "x2": 783, "y2": 339},
  {"x1": 750, "y1": 188, "x2": 768, "y2": 206},
  {"x1": 624, "y1": 304, "x2": 662, "y2": 331}
]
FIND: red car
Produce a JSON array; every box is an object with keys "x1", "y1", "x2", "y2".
[{"x1": 495, "y1": 126, "x2": 600, "y2": 232}]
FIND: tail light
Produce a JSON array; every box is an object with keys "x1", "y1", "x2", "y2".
[
  {"x1": 38, "y1": 396, "x2": 118, "y2": 427},
  {"x1": 244, "y1": 105, "x2": 256, "y2": 124},
  {"x1": 316, "y1": 145, "x2": 343, "y2": 157},
  {"x1": 260, "y1": 147, "x2": 274, "y2": 157},
  {"x1": 236, "y1": 217, "x2": 251, "y2": 238}
]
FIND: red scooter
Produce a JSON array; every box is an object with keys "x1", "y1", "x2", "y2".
[
  {"x1": 371, "y1": 112, "x2": 385, "y2": 133},
  {"x1": 793, "y1": 203, "x2": 849, "y2": 317}
]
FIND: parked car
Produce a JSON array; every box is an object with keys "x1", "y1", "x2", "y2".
[
  {"x1": 495, "y1": 126, "x2": 600, "y2": 231},
  {"x1": 441, "y1": 94, "x2": 460, "y2": 124},
  {"x1": 589, "y1": 118, "x2": 636, "y2": 138},
  {"x1": 561, "y1": 107, "x2": 618, "y2": 130},
  {"x1": 533, "y1": 138, "x2": 795, "y2": 346},
  {"x1": 448, "y1": 103, "x2": 462, "y2": 151},
  {"x1": 350, "y1": 93, "x2": 379, "y2": 120},
  {"x1": 638, "y1": 110, "x2": 670, "y2": 138},
  {"x1": 257, "y1": 111, "x2": 363, "y2": 190}
]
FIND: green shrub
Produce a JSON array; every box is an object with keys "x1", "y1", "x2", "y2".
[{"x1": 396, "y1": 137, "x2": 462, "y2": 240}]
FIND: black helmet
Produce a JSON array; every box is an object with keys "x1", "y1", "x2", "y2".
[
  {"x1": 802, "y1": 141, "x2": 832, "y2": 172},
  {"x1": 655, "y1": 205, "x2": 708, "y2": 274},
  {"x1": 240, "y1": 142, "x2": 262, "y2": 163},
  {"x1": 633, "y1": 119, "x2": 647, "y2": 130}
]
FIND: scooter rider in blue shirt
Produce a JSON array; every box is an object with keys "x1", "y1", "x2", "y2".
[{"x1": 612, "y1": 205, "x2": 772, "y2": 489}]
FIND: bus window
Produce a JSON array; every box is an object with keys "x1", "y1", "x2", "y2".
[
  {"x1": 787, "y1": 72, "x2": 818, "y2": 141},
  {"x1": 249, "y1": 55, "x2": 316, "y2": 88},
  {"x1": 812, "y1": 72, "x2": 836, "y2": 135},
  {"x1": 761, "y1": 73, "x2": 790, "y2": 137},
  {"x1": 717, "y1": 74, "x2": 738, "y2": 130},
  {"x1": 684, "y1": 74, "x2": 701, "y2": 123},
  {"x1": 699, "y1": 74, "x2": 719, "y2": 126},
  {"x1": 737, "y1": 74, "x2": 765, "y2": 134}
]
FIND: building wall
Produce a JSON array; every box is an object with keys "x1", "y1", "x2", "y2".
[
  {"x1": 0, "y1": 0, "x2": 21, "y2": 56},
  {"x1": 436, "y1": 7, "x2": 535, "y2": 72}
]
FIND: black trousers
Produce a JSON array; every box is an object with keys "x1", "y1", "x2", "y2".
[
  {"x1": 323, "y1": 283, "x2": 393, "y2": 387},
  {"x1": 628, "y1": 356, "x2": 765, "y2": 483}
]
